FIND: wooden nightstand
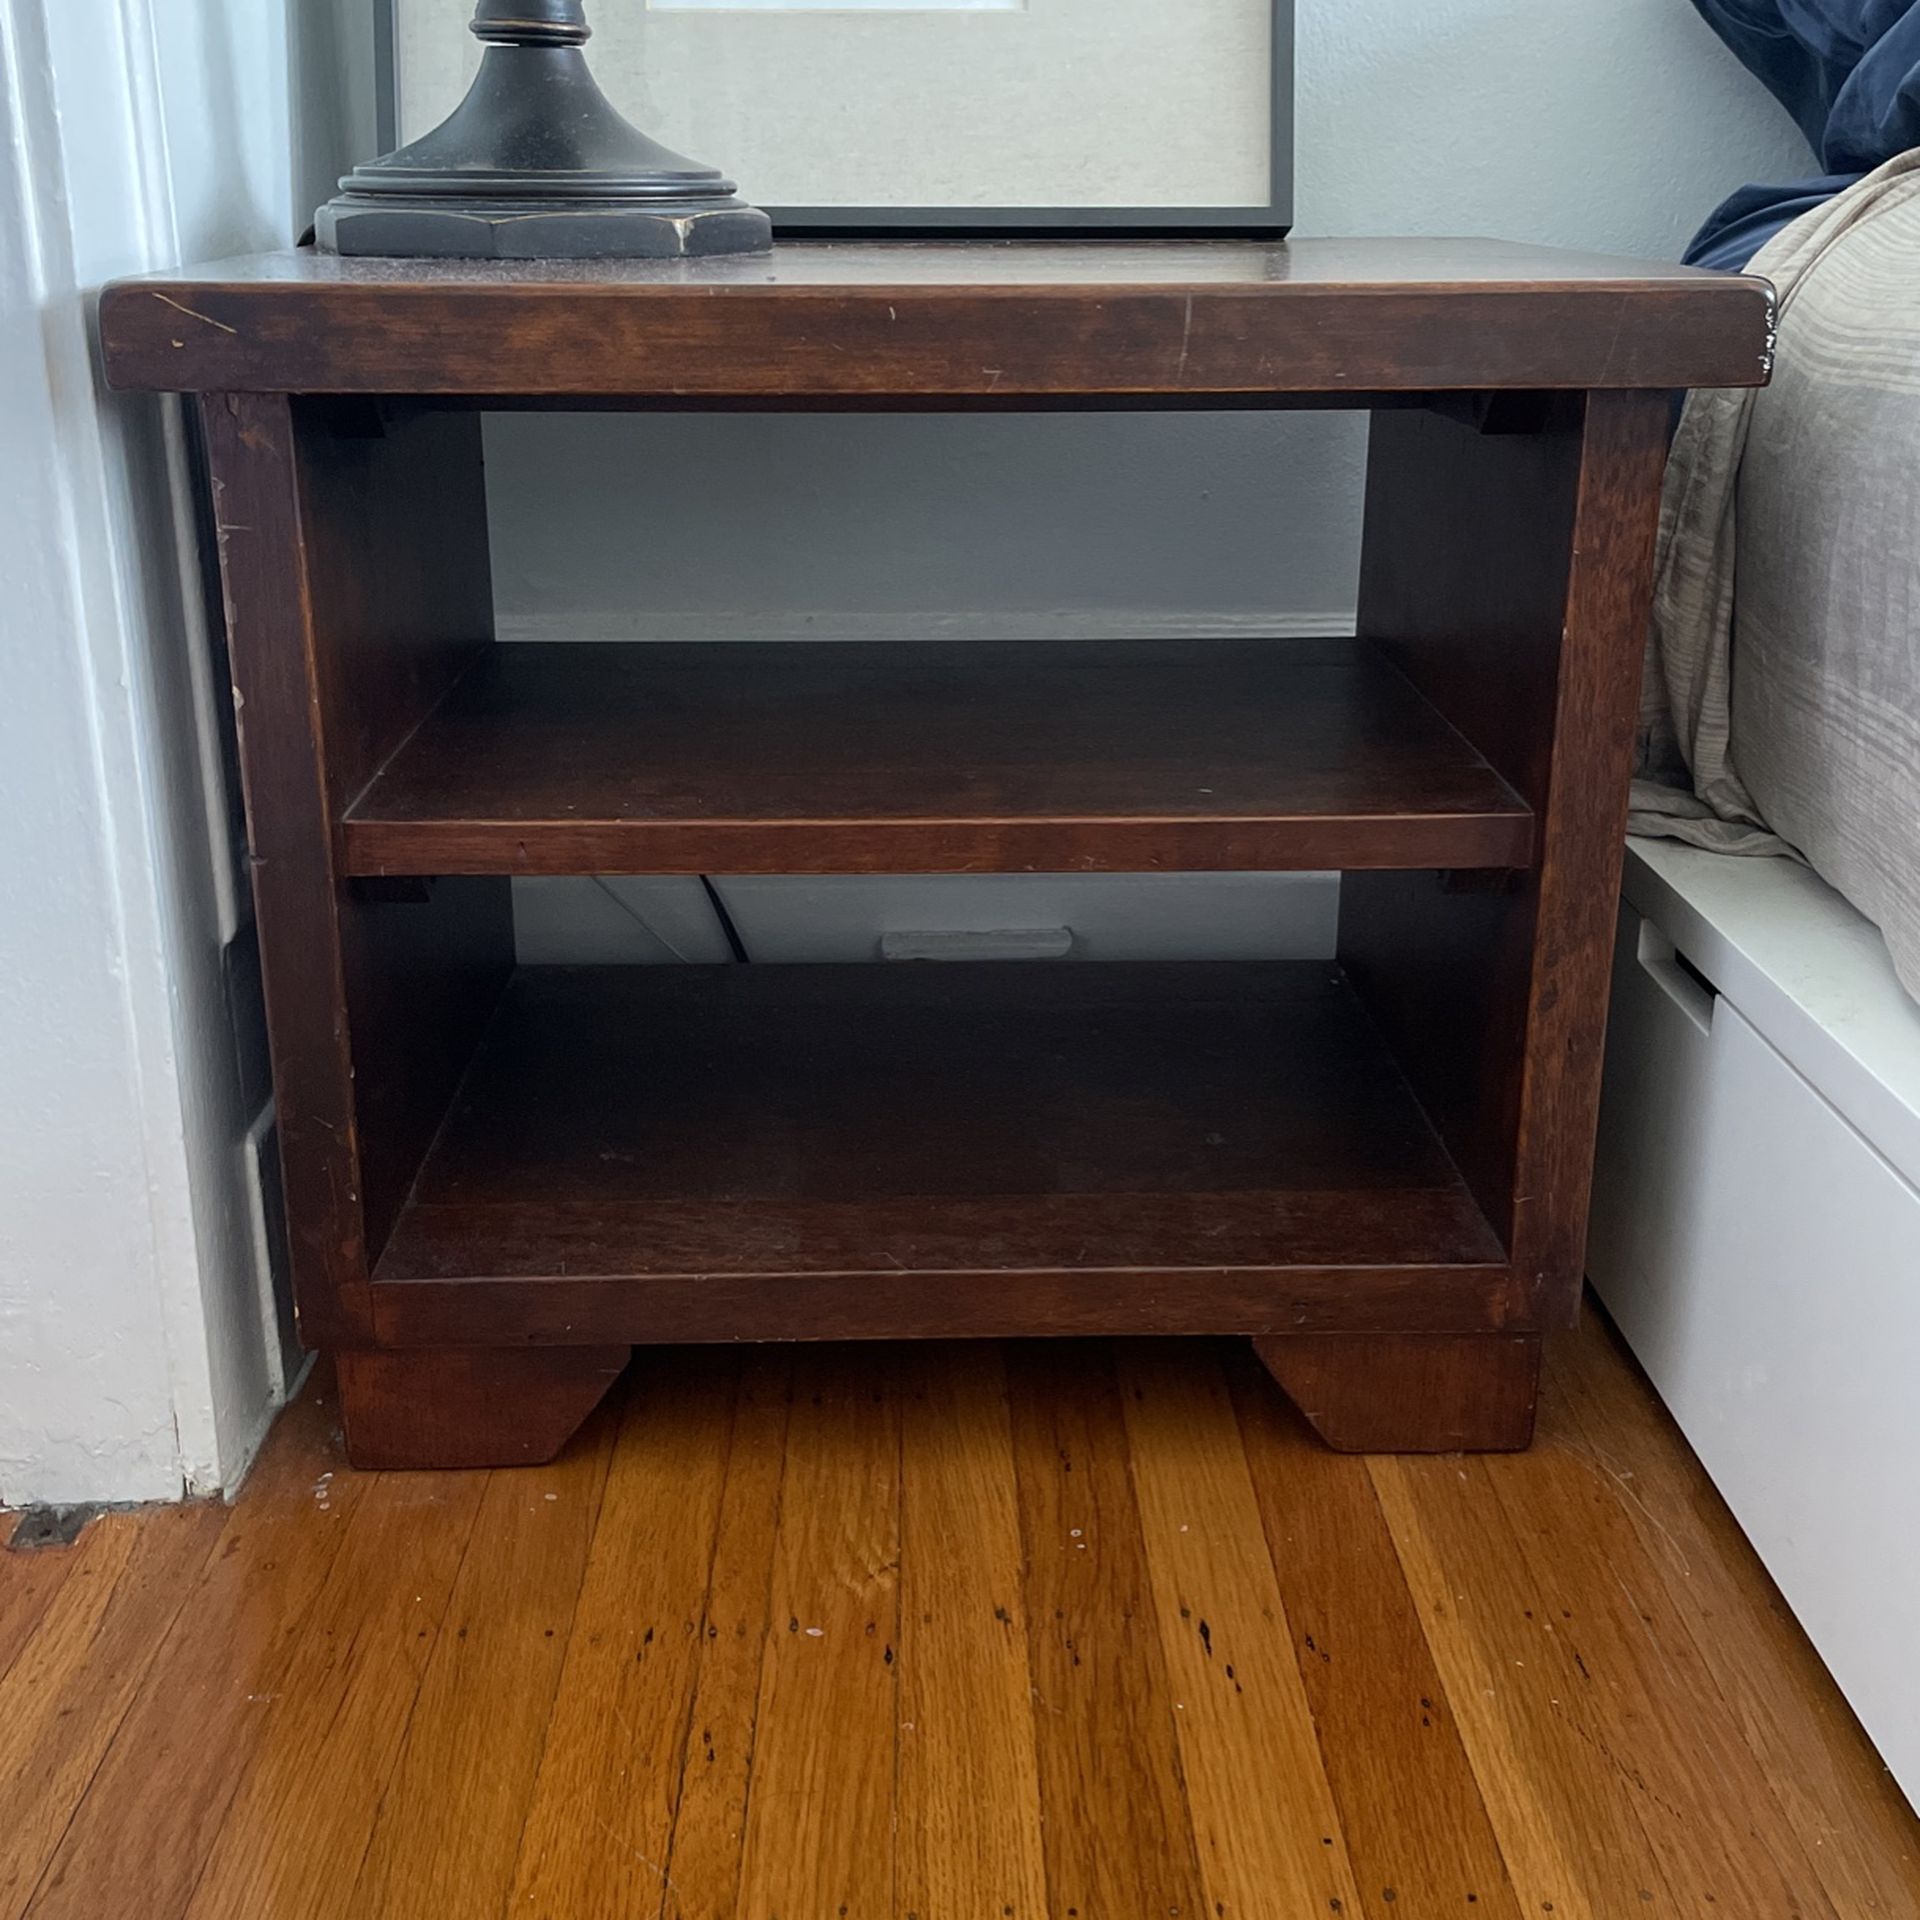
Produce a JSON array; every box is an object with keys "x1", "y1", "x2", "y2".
[{"x1": 100, "y1": 239, "x2": 1771, "y2": 1469}]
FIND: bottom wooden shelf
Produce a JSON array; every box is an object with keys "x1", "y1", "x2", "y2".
[{"x1": 368, "y1": 961, "x2": 1514, "y2": 1346}]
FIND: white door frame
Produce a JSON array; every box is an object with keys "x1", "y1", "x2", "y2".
[{"x1": 0, "y1": 0, "x2": 317, "y2": 1503}]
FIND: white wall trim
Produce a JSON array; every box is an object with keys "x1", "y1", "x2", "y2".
[
  {"x1": 54, "y1": 0, "x2": 250, "y2": 1497},
  {"x1": 0, "y1": 0, "x2": 300, "y2": 1503},
  {"x1": 1, "y1": 2, "x2": 188, "y2": 1501},
  {"x1": 495, "y1": 609, "x2": 1361, "y2": 644}
]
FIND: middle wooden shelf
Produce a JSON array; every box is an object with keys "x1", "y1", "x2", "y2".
[{"x1": 342, "y1": 637, "x2": 1532, "y2": 877}]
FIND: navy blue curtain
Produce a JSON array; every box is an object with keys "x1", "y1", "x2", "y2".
[{"x1": 1687, "y1": 0, "x2": 1920, "y2": 266}]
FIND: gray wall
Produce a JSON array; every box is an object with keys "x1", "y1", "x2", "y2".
[{"x1": 290, "y1": 0, "x2": 381, "y2": 234}]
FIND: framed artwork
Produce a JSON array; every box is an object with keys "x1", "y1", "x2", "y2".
[{"x1": 380, "y1": 0, "x2": 1294, "y2": 239}]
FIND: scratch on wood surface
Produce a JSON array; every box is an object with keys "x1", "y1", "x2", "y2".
[
  {"x1": 594, "y1": 1817, "x2": 680, "y2": 1894},
  {"x1": 151, "y1": 291, "x2": 238, "y2": 335},
  {"x1": 1560, "y1": 1434, "x2": 1693, "y2": 1578},
  {"x1": 1585, "y1": 295, "x2": 1631, "y2": 390}
]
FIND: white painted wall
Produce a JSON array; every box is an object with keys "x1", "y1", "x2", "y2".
[
  {"x1": 0, "y1": 0, "x2": 358, "y2": 1505},
  {"x1": 489, "y1": 0, "x2": 1810, "y2": 960}
]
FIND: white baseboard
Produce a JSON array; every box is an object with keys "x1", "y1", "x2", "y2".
[{"x1": 493, "y1": 610, "x2": 1360, "y2": 645}]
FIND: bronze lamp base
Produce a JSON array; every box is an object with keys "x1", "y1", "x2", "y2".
[{"x1": 318, "y1": 0, "x2": 771, "y2": 261}]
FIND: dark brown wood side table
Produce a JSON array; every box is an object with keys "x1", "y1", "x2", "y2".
[{"x1": 101, "y1": 240, "x2": 1771, "y2": 1470}]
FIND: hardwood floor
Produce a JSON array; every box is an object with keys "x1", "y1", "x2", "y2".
[{"x1": 3, "y1": 1307, "x2": 1915, "y2": 1920}]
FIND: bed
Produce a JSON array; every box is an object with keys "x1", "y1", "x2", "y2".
[{"x1": 1631, "y1": 145, "x2": 1920, "y2": 1003}]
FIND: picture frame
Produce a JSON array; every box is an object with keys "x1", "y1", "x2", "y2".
[{"x1": 377, "y1": 0, "x2": 1294, "y2": 241}]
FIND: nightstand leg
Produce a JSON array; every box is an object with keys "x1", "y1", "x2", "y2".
[
  {"x1": 1253, "y1": 1332, "x2": 1541, "y2": 1453},
  {"x1": 336, "y1": 1346, "x2": 632, "y2": 1470}
]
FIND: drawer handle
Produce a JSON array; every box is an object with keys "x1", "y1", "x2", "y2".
[{"x1": 1636, "y1": 920, "x2": 1717, "y2": 1035}]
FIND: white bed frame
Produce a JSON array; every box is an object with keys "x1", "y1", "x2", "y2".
[{"x1": 1588, "y1": 838, "x2": 1920, "y2": 1808}]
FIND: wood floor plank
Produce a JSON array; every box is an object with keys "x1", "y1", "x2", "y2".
[
  {"x1": 1376, "y1": 1369, "x2": 1847, "y2": 1920},
  {"x1": 896, "y1": 1346, "x2": 1049, "y2": 1920},
  {"x1": 0, "y1": 1500, "x2": 226, "y2": 1920},
  {"x1": 734, "y1": 1347, "x2": 901, "y2": 1920},
  {"x1": 508, "y1": 1352, "x2": 740, "y2": 1920},
  {"x1": 1006, "y1": 1342, "x2": 1208, "y2": 1920},
  {"x1": 1371, "y1": 1450, "x2": 1675, "y2": 1920},
  {"x1": 1481, "y1": 1387, "x2": 1843, "y2": 1920},
  {"x1": 1552, "y1": 1313, "x2": 1920, "y2": 1919},
  {"x1": 180, "y1": 1465, "x2": 489, "y2": 1920},
  {"x1": 0, "y1": 1519, "x2": 80, "y2": 1688},
  {"x1": 346, "y1": 1399, "x2": 618, "y2": 1917},
  {"x1": 25, "y1": 1381, "x2": 365, "y2": 1920},
  {"x1": 1117, "y1": 1341, "x2": 1362, "y2": 1920},
  {"x1": 657, "y1": 1350, "x2": 793, "y2": 1920},
  {"x1": 12, "y1": 1331, "x2": 1914, "y2": 1919},
  {"x1": 1227, "y1": 1347, "x2": 1523, "y2": 1920}
]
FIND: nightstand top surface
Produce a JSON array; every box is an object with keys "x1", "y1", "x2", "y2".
[{"x1": 101, "y1": 236, "x2": 1773, "y2": 399}]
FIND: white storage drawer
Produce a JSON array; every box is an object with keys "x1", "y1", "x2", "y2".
[{"x1": 1590, "y1": 887, "x2": 1920, "y2": 1804}]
